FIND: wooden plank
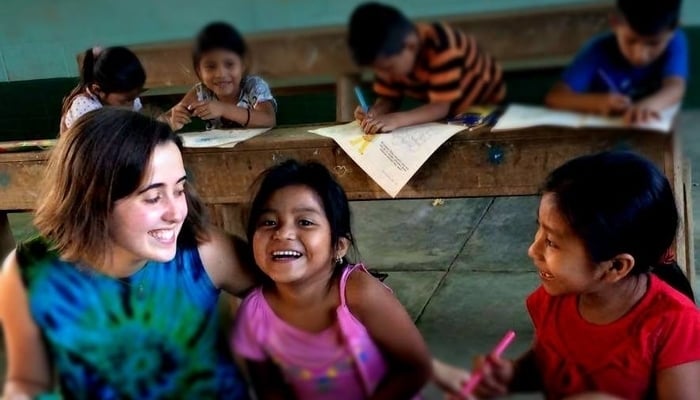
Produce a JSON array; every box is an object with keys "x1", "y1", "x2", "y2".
[
  {"x1": 0, "y1": 122, "x2": 691, "y2": 275},
  {"x1": 0, "y1": 124, "x2": 673, "y2": 208},
  {"x1": 79, "y1": 3, "x2": 610, "y2": 91}
]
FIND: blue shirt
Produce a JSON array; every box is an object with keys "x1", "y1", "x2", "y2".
[
  {"x1": 17, "y1": 237, "x2": 249, "y2": 400},
  {"x1": 561, "y1": 30, "x2": 688, "y2": 100}
]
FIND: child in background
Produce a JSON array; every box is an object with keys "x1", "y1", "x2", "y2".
[
  {"x1": 60, "y1": 46, "x2": 146, "y2": 134},
  {"x1": 232, "y1": 160, "x2": 431, "y2": 399},
  {"x1": 463, "y1": 151, "x2": 700, "y2": 400},
  {"x1": 166, "y1": 22, "x2": 276, "y2": 131},
  {"x1": 347, "y1": 2, "x2": 505, "y2": 134},
  {"x1": 545, "y1": 0, "x2": 687, "y2": 125}
]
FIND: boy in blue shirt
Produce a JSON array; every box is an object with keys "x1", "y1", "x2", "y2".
[{"x1": 545, "y1": 0, "x2": 687, "y2": 125}]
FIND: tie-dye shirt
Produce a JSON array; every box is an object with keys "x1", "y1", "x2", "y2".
[{"x1": 16, "y1": 237, "x2": 248, "y2": 400}]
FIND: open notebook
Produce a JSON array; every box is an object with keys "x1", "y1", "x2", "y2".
[{"x1": 492, "y1": 103, "x2": 680, "y2": 133}]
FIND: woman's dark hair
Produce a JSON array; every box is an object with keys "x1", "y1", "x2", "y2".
[
  {"x1": 246, "y1": 159, "x2": 355, "y2": 273},
  {"x1": 61, "y1": 46, "x2": 146, "y2": 115},
  {"x1": 192, "y1": 22, "x2": 247, "y2": 70},
  {"x1": 544, "y1": 151, "x2": 693, "y2": 300},
  {"x1": 35, "y1": 108, "x2": 209, "y2": 268}
]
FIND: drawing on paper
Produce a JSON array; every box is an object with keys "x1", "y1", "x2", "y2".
[{"x1": 349, "y1": 134, "x2": 377, "y2": 155}]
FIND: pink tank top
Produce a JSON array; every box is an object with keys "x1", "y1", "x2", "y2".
[{"x1": 232, "y1": 264, "x2": 390, "y2": 399}]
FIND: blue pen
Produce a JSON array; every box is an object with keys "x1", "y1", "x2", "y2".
[
  {"x1": 597, "y1": 69, "x2": 620, "y2": 93},
  {"x1": 354, "y1": 86, "x2": 369, "y2": 113}
]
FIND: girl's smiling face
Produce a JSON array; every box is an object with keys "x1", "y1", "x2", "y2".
[
  {"x1": 196, "y1": 49, "x2": 244, "y2": 101},
  {"x1": 528, "y1": 193, "x2": 607, "y2": 296},
  {"x1": 107, "y1": 141, "x2": 188, "y2": 273},
  {"x1": 252, "y1": 184, "x2": 348, "y2": 287}
]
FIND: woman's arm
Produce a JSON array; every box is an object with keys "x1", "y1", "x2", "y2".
[
  {"x1": 346, "y1": 270, "x2": 432, "y2": 399},
  {"x1": 0, "y1": 250, "x2": 52, "y2": 398},
  {"x1": 198, "y1": 228, "x2": 257, "y2": 298}
]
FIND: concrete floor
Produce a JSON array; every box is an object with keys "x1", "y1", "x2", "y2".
[{"x1": 2, "y1": 111, "x2": 700, "y2": 399}]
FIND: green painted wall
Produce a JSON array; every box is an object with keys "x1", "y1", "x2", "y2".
[
  {"x1": 0, "y1": 0, "x2": 698, "y2": 140},
  {"x1": 4, "y1": 0, "x2": 695, "y2": 81}
]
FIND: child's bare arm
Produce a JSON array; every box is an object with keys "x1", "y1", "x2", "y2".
[
  {"x1": 624, "y1": 77, "x2": 685, "y2": 124},
  {"x1": 354, "y1": 96, "x2": 400, "y2": 122},
  {"x1": 656, "y1": 360, "x2": 700, "y2": 400},
  {"x1": 245, "y1": 359, "x2": 295, "y2": 400},
  {"x1": 360, "y1": 102, "x2": 451, "y2": 134},
  {"x1": 545, "y1": 82, "x2": 631, "y2": 116},
  {"x1": 190, "y1": 100, "x2": 276, "y2": 128},
  {"x1": 159, "y1": 88, "x2": 198, "y2": 131},
  {"x1": 346, "y1": 270, "x2": 432, "y2": 399}
]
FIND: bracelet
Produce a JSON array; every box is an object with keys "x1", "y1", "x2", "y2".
[{"x1": 244, "y1": 107, "x2": 251, "y2": 127}]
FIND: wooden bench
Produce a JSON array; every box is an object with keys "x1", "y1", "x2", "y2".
[
  {"x1": 79, "y1": 3, "x2": 612, "y2": 121},
  {"x1": 0, "y1": 123, "x2": 693, "y2": 282}
]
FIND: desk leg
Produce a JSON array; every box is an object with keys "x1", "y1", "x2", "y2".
[
  {"x1": 682, "y1": 159, "x2": 695, "y2": 285},
  {"x1": 0, "y1": 212, "x2": 16, "y2": 259},
  {"x1": 667, "y1": 131, "x2": 693, "y2": 281},
  {"x1": 336, "y1": 74, "x2": 360, "y2": 122}
]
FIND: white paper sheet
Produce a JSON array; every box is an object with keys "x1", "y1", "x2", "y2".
[
  {"x1": 310, "y1": 121, "x2": 465, "y2": 197},
  {"x1": 179, "y1": 127, "x2": 272, "y2": 148},
  {"x1": 492, "y1": 103, "x2": 680, "y2": 133}
]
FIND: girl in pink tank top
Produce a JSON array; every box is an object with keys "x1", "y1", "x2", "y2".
[{"x1": 232, "y1": 160, "x2": 432, "y2": 399}]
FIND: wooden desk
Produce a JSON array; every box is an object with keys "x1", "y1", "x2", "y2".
[{"x1": 0, "y1": 124, "x2": 692, "y2": 281}]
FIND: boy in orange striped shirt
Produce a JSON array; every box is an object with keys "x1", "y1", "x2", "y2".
[{"x1": 348, "y1": 2, "x2": 506, "y2": 134}]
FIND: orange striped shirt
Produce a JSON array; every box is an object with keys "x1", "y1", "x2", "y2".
[{"x1": 373, "y1": 22, "x2": 506, "y2": 116}]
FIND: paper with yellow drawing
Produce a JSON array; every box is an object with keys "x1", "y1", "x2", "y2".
[
  {"x1": 179, "y1": 127, "x2": 271, "y2": 148},
  {"x1": 309, "y1": 121, "x2": 465, "y2": 197}
]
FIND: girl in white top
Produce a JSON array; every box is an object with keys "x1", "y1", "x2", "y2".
[
  {"x1": 166, "y1": 22, "x2": 277, "y2": 131},
  {"x1": 60, "y1": 46, "x2": 146, "y2": 134}
]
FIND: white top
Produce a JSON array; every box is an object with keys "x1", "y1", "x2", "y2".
[{"x1": 61, "y1": 90, "x2": 142, "y2": 132}]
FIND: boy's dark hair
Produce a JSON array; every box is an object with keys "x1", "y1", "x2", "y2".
[
  {"x1": 348, "y1": 2, "x2": 415, "y2": 66},
  {"x1": 61, "y1": 46, "x2": 146, "y2": 115},
  {"x1": 193, "y1": 22, "x2": 247, "y2": 69},
  {"x1": 246, "y1": 159, "x2": 355, "y2": 273},
  {"x1": 544, "y1": 151, "x2": 693, "y2": 301},
  {"x1": 36, "y1": 108, "x2": 209, "y2": 268},
  {"x1": 617, "y1": 0, "x2": 682, "y2": 36}
]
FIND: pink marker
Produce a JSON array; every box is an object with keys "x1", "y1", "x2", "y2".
[{"x1": 461, "y1": 330, "x2": 516, "y2": 396}]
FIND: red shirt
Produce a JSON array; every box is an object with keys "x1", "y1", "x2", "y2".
[{"x1": 527, "y1": 275, "x2": 700, "y2": 399}]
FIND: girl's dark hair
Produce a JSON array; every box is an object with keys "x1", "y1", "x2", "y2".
[
  {"x1": 61, "y1": 47, "x2": 146, "y2": 115},
  {"x1": 192, "y1": 22, "x2": 247, "y2": 70},
  {"x1": 544, "y1": 151, "x2": 693, "y2": 300},
  {"x1": 35, "y1": 108, "x2": 209, "y2": 268},
  {"x1": 246, "y1": 159, "x2": 355, "y2": 272}
]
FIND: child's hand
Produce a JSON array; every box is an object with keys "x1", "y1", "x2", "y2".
[
  {"x1": 360, "y1": 113, "x2": 405, "y2": 134},
  {"x1": 432, "y1": 359, "x2": 471, "y2": 398},
  {"x1": 189, "y1": 100, "x2": 227, "y2": 120},
  {"x1": 598, "y1": 93, "x2": 631, "y2": 116},
  {"x1": 168, "y1": 102, "x2": 191, "y2": 131},
  {"x1": 354, "y1": 105, "x2": 369, "y2": 121},
  {"x1": 469, "y1": 354, "x2": 514, "y2": 399},
  {"x1": 623, "y1": 105, "x2": 661, "y2": 125}
]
